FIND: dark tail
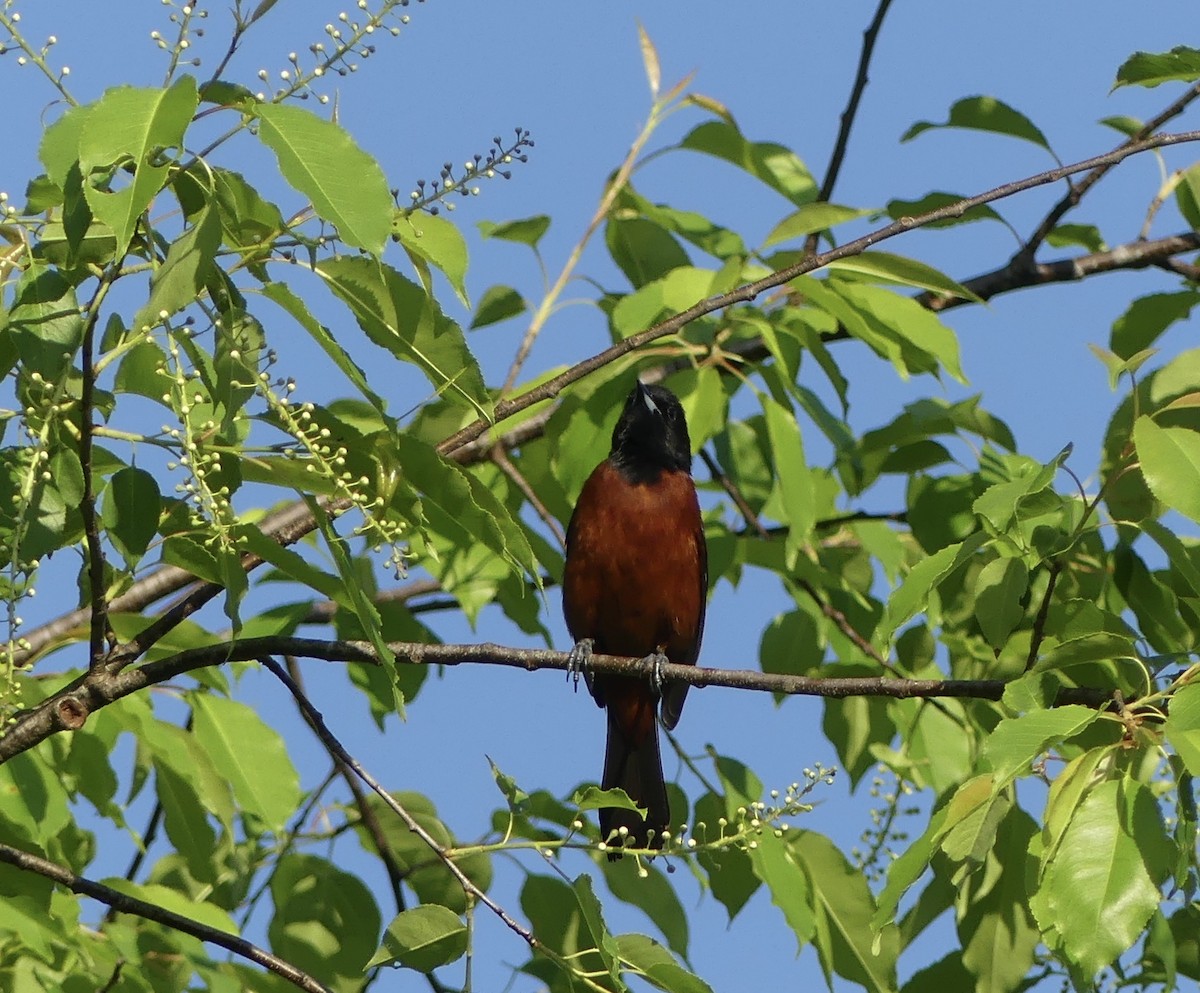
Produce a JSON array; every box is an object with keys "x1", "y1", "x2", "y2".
[{"x1": 599, "y1": 715, "x2": 670, "y2": 859}]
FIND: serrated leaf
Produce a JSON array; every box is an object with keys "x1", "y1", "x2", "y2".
[
  {"x1": 796, "y1": 830, "x2": 899, "y2": 993},
  {"x1": 256, "y1": 102, "x2": 391, "y2": 254},
  {"x1": 974, "y1": 556, "x2": 1028, "y2": 649},
  {"x1": 79, "y1": 76, "x2": 199, "y2": 253},
  {"x1": 762, "y1": 394, "x2": 814, "y2": 563},
  {"x1": 902, "y1": 96, "x2": 1053, "y2": 154},
  {"x1": 393, "y1": 211, "x2": 470, "y2": 307},
  {"x1": 132, "y1": 203, "x2": 221, "y2": 333},
  {"x1": 317, "y1": 255, "x2": 489, "y2": 414},
  {"x1": 1042, "y1": 780, "x2": 1161, "y2": 979},
  {"x1": 260, "y1": 280, "x2": 387, "y2": 416},
  {"x1": 984, "y1": 706, "x2": 1101, "y2": 788},
  {"x1": 879, "y1": 532, "x2": 987, "y2": 645},
  {"x1": 1114, "y1": 46, "x2": 1200, "y2": 89},
  {"x1": 1165, "y1": 683, "x2": 1200, "y2": 776},
  {"x1": 1134, "y1": 416, "x2": 1200, "y2": 524}
]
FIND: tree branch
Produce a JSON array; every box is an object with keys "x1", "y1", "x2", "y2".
[
  {"x1": 0, "y1": 635, "x2": 1117, "y2": 763},
  {"x1": 804, "y1": 0, "x2": 896, "y2": 256},
  {"x1": 260, "y1": 657, "x2": 542, "y2": 952},
  {"x1": 924, "y1": 230, "x2": 1200, "y2": 312},
  {"x1": 1015, "y1": 80, "x2": 1200, "y2": 264},
  {"x1": 436, "y1": 128, "x2": 1200, "y2": 458},
  {"x1": 0, "y1": 842, "x2": 333, "y2": 993}
]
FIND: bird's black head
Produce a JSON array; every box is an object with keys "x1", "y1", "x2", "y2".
[{"x1": 609, "y1": 381, "x2": 692, "y2": 480}]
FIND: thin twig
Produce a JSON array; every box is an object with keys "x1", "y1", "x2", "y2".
[
  {"x1": 492, "y1": 445, "x2": 566, "y2": 549},
  {"x1": 16, "y1": 498, "x2": 345, "y2": 668},
  {"x1": 0, "y1": 842, "x2": 333, "y2": 993},
  {"x1": 1025, "y1": 561, "x2": 1064, "y2": 674},
  {"x1": 1016, "y1": 80, "x2": 1200, "y2": 265},
  {"x1": 437, "y1": 129, "x2": 1200, "y2": 458},
  {"x1": 259, "y1": 657, "x2": 543, "y2": 952},
  {"x1": 498, "y1": 78, "x2": 682, "y2": 396},
  {"x1": 79, "y1": 282, "x2": 114, "y2": 669},
  {"x1": 804, "y1": 0, "x2": 895, "y2": 256},
  {"x1": 701, "y1": 449, "x2": 901, "y2": 674}
]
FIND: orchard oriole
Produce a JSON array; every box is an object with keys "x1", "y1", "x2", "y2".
[{"x1": 562, "y1": 381, "x2": 707, "y2": 857}]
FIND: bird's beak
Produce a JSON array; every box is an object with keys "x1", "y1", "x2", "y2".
[{"x1": 637, "y1": 380, "x2": 659, "y2": 416}]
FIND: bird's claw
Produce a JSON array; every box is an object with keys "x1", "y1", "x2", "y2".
[
  {"x1": 644, "y1": 651, "x2": 669, "y2": 696},
  {"x1": 567, "y1": 638, "x2": 594, "y2": 692}
]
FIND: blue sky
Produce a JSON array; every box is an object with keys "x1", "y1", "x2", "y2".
[{"x1": 4, "y1": 1, "x2": 1200, "y2": 990}]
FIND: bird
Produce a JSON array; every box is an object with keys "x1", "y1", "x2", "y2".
[{"x1": 562, "y1": 380, "x2": 708, "y2": 858}]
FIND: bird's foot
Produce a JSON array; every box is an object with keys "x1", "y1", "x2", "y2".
[
  {"x1": 643, "y1": 650, "x2": 669, "y2": 695},
  {"x1": 566, "y1": 638, "x2": 594, "y2": 692}
]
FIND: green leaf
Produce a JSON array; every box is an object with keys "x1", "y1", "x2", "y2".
[
  {"x1": 397, "y1": 433, "x2": 538, "y2": 587},
  {"x1": 1134, "y1": 416, "x2": 1200, "y2": 524},
  {"x1": 825, "y1": 251, "x2": 982, "y2": 303},
  {"x1": 260, "y1": 280, "x2": 388, "y2": 417},
  {"x1": 39, "y1": 103, "x2": 91, "y2": 186},
  {"x1": 369, "y1": 905, "x2": 467, "y2": 971},
  {"x1": 606, "y1": 216, "x2": 690, "y2": 288},
  {"x1": 256, "y1": 102, "x2": 392, "y2": 254},
  {"x1": 1114, "y1": 46, "x2": 1200, "y2": 89},
  {"x1": 100, "y1": 878, "x2": 239, "y2": 935},
  {"x1": 8, "y1": 269, "x2": 84, "y2": 382},
  {"x1": 470, "y1": 284, "x2": 526, "y2": 329},
  {"x1": 268, "y1": 854, "x2": 381, "y2": 985},
  {"x1": 984, "y1": 706, "x2": 1101, "y2": 789},
  {"x1": 132, "y1": 204, "x2": 221, "y2": 333},
  {"x1": 1165, "y1": 683, "x2": 1200, "y2": 777},
  {"x1": 974, "y1": 556, "x2": 1028, "y2": 649},
  {"x1": 939, "y1": 776, "x2": 1008, "y2": 863},
  {"x1": 902, "y1": 96, "x2": 1053, "y2": 155},
  {"x1": 611, "y1": 266, "x2": 715, "y2": 338},
  {"x1": 878, "y1": 533, "x2": 987, "y2": 645},
  {"x1": 601, "y1": 858, "x2": 690, "y2": 958},
  {"x1": 393, "y1": 211, "x2": 470, "y2": 307},
  {"x1": 1045, "y1": 223, "x2": 1106, "y2": 253},
  {"x1": 795, "y1": 830, "x2": 899, "y2": 993},
  {"x1": 189, "y1": 694, "x2": 301, "y2": 834},
  {"x1": 1110, "y1": 291, "x2": 1199, "y2": 360},
  {"x1": 477, "y1": 214, "x2": 550, "y2": 247},
  {"x1": 761, "y1": 394, "x2": 814, "y2": 562},
  {"x1": 79, "y1": 76, "x2": 200, "y2": 253},
  {"x1": 1041, "y1": 780, "x2": 1162, "y2": 980},
  {"x1": 763, "y1": 203, "x2": 874, "y2": 247},
  {"x1": 318, "y1": 255, "x2": 489, "y2": 414},
  {"x1": 828, "y1": 279, "x2": 967, "y2": 382},
  {"x1": 679, "y1": 120, "x2": 817, "y2": 206},
  {"x1": 959, "y1": 809, "x2": 1041, "y2": 993},
  {"x1": 101, "y1": 467, "x2": 161, "y2": 569},
  {"x1": 1177, "y1": 163, "x2": 1200, "y2": 231},
  {"x1": 617, "y1": 934, "x2": 715, "y2": 993}
]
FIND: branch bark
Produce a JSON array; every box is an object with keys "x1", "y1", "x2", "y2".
[
  {"x1": 436, "y1": 129, "x2": 1200, "y2": 457},
  {"x1": 0, "y1": 635, "x2": 1115, "y2": 763},
  {"x1": 0, "y1": 842, "x2": 333, "y2": 993}
]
